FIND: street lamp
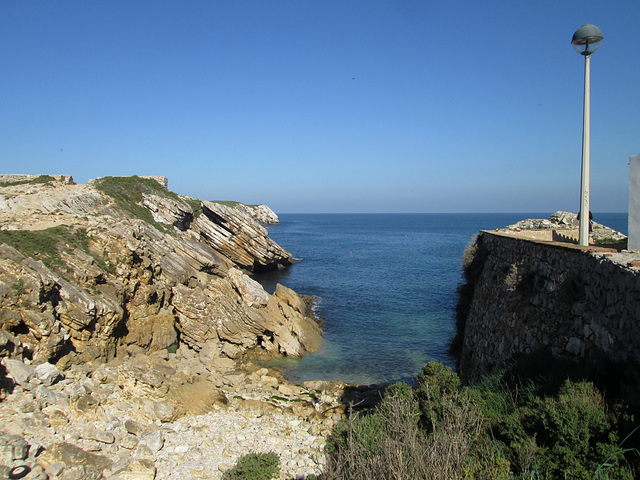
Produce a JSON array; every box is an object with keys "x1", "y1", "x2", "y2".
[{"x1": 572, "y1": 24, "x2": 603, "y2": 246}]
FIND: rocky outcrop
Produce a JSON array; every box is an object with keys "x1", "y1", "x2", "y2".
[
  {"x1": 0, "y1": 175, "x2": 321, "y2": 367},
  {"x1": 234, "y1": 203, "x2": 280, "y2": 225},
  {"x1": 0, "y1": 332, "x2": 349, "y2": 479},
  {"x1": 0, "y1": 174, "x2": 328, "y2": 478},
  {"x1": 193, "y1": 201, "x2": 291, "y2": 272}
]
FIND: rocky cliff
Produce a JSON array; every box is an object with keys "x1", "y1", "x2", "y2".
[
  {"x1": 0, "y1": 174, "x2": 321, "y2": 367},
  {"x1": 0, "y1": 174, "x2": 344, "y2": 479}
]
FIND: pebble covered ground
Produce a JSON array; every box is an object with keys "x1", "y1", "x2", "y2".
[{"x1": 0, "y1": 344, "x2": 358, "y2": 480}]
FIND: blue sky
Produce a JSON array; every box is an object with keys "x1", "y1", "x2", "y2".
[{"x1": 1, "y1": 1, "x2": 638, "y2": 213}]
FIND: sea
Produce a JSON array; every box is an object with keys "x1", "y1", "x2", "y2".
[{"x1": 256, "y1": 213, "x2": 628, "y2": 386}]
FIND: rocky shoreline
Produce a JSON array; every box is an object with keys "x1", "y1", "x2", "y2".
[
  {"x1": 0, "y1": 332, "x2": 351, "y2": 479},
  {"x1": 0, "y1": 174, "x2": 357, "y2": 479}
]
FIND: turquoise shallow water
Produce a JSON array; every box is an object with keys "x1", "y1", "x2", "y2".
[{"x1": 256, "y1": 213, "x2": 628, "y2": 385}]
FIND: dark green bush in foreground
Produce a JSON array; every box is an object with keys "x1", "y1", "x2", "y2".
[
  {"x1": 324, "y1": 360, "x2": 640, "y2": 480},
  {"x1": 222, "y1": 452, "x2": 280, "y2": 480}
]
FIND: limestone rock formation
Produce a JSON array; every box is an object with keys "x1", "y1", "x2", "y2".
[
  {"x1": 193, "y1": 201, "x2": 292, "y2": 272},
  {"x1": 0, "y1": 174, "x2": 331, "y2": 480},
  {"x1": 0, "y1": 175, "x2": 321, "y2": 369},
  {"x1": 235, "y1": 203, "x2": 280, "y2": 225}
]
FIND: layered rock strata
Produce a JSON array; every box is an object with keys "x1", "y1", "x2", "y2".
[
  {"x1": 0, "y1": 174, "x2": 328, "y2": 478},
  {"x1": 0, "y1": 175, "x2": 320, "y2": 365}
]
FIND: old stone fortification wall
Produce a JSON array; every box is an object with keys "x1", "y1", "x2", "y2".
[{"x1": 457, "y1": 231, "x2": 640, "y2": 384}]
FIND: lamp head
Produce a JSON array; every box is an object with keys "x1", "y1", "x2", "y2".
[{"x1": 572, "y1": 24, "x2": 603, "y2": 55}]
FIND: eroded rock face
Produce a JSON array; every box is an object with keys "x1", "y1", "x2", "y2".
[
  {"x1": 0, "y1": 175, "x2": 329, "y2": 480},
  {"x1": 0, "y1": 175, "x2": 320, "y2": 369},
  {"x1": 194, "y1": 201, "x2": 293, "y2": 272},
  {"x1": 141, "y1": 193, "x2": 193, "y2": 231}
]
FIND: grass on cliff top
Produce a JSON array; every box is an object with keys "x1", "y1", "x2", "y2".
[
  {"x1": 0, "y1": 175, "x2": 61, "y2": 187},
  {"x1": 0, "y1": 225, "x2": 90, "y2": 272},
  {"x1": 93, "y1": 176, "x2": 262, "y2": 229},
  {"x1": 93, "y1": 175, "x2": 210, "y2": 226},
  {"x1": 93, "y1": 176, "x2": 180, "y2": 231}
]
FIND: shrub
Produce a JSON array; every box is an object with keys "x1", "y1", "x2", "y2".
[
  {"x1": 323, "y1": 360, "x2": 640, "y2": 479},
  {"x1": 0, "y1": 175, "x2": 58, "y2": 186},
  {"x1": 534, "y1": 380, "x2": 630, "y2": 479},
  {"x1": 325, "y1": 366, "x2": 494, "y2": 480},
  {"x1": 222, "y1": 452, "x2": 280, "y2": 480},
  {"x1": 476, "y1": 359, "x2": 638, "y2": 479},
  {"x1": 29, "y1": 174, "x2": 57, "y2": 184}
]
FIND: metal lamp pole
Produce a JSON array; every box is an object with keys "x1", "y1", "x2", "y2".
[{"x1": 572, "y1": 24, "x2": 603, "y2": 246}]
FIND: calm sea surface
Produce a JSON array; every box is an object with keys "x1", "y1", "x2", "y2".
[{"x1": 256, "y1": 213, "x2": 628, "y2": 385}]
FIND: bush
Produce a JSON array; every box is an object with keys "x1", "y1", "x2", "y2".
[
  {"x1": 476, "y1": 360, "x2": 638, "y2": 479},
  {"x1": 222, "y1": 452, "x2": 280, "y2": 480},
  {"x1": 323, "y1": 360, "x2": 640, "y2": 479},
  {"x1": 325, "y1": 366, "x2": 499, "y2": 480}
]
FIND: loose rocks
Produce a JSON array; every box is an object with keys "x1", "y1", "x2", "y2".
[{"x1": 0, "y1": 351, "x2": 348, "y2": 479}]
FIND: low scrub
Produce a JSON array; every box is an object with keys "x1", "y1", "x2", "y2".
[
  {"x1": 0, "y1": 225, "x2": 89, "y2": 272},
  {"x1": 222, "y1": 452, "x2": 280, "y2": 480},
  {"x1": 0, "y1": 174, "x2": 60, "y2": 186},
  {"x1": 93, "y1": 175, "x2": 176, "y2": 230},
  {"x1": 323, "y1": 360, "x2": 639, "y2": 479}
]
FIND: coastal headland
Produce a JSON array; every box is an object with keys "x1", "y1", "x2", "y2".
[{"x1": 0, "y1": 174, "x2": 372, "y2": 479}]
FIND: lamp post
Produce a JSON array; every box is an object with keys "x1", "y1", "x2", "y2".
[{"x1": 572, "y1": 24, "x2": 603, "y2": 246}]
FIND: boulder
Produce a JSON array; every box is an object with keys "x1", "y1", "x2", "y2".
[
  {"x1": 34, "y1": 362, "x2": 64, "y2": 386},
  {"x1": 3, "y1": 359, "x2": 35, "y2": 385},
  {"x1": 37, "y1": 442, "x2": 112, "y2": 479}
]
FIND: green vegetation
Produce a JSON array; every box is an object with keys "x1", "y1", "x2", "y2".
[
  {"x1": 211, "y1": 200, "x2": 242, "y2": 207},
  {"x1": 11, "y1": 278, "x2": 25, "y2": 296},
  {"x1": 0, "y1": 175, "x2": 60, "y2": 187},
  {"x1": 222, "y1": 452, "x2": 280, "y2": 480},
  {"x1": 30, "y1": 174, "x2": 57, "y2": 184},
  {"x1": 594, "y1": 236, "x2": 626, "y2": 246},
  {"x1": 323, "y1": 360, "x2": 639, "y2": 479},
  {"x1": 93, "y1": 175, "x2": 212, "y2": 227},
  {"x1": 93, "y1": 176, "x2": 177, "y2": 230},
  {"x1": 450, "y1": 233, "x2": 489, "y2": 358},
  {"x1": 0, "y1": 225, "x2": 89, "y2": 271},
  {"x1": 182, "y1": 197, "x2": 203, "y2": 220}
]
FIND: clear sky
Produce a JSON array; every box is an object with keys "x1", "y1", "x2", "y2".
[{"x1": 1, "y1": 1, "x2": 638, "y2": 213}]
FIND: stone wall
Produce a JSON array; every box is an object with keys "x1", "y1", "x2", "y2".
[
  {"x1": 630, "y1": 153, "x2": 640, "y2": 251},
  {"x1": 457, "y1": 231, "x2": 640, "y2": 384}
]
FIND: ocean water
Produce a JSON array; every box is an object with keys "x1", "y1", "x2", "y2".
[{"x1": 256, "y1": 213, "x2": 628, "y2": 385}]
